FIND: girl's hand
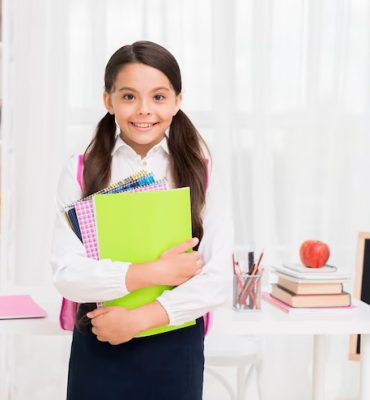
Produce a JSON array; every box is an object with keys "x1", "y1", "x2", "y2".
[
  {"x1": 87, "y1": 306, "x2": 140, "y2": 345},
  {"x1": 153, "y1": 237, "x2": 204, "y2": 286}
]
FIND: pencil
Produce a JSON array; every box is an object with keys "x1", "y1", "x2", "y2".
[{"x1": 255, "y1": 251, "x2": 264, "y2": 273}]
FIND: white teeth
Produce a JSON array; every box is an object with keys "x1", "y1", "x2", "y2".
[{"x1": 132, "y1": 122, "x2": 156, "y2": 128}]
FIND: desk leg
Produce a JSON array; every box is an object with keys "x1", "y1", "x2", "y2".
[
  {"x1": 312, "y1": 335, "x2": 327, "y2": 400},
  {"x1": 0, "y1": 335, "x2": 14, "y2": 399},
  {"x1": 360, "y1": 334, "x2": 370, "y2": 400}
]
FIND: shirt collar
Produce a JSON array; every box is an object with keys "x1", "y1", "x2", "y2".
[{"x1": 111, "y1": 134, "x2": 169, "y2": 157}]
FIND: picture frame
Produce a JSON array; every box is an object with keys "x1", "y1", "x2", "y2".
[{"x1": 349, "y1": 232, "x2": 370, "y2": 360}]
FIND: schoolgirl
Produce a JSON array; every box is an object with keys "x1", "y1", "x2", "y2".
[{"x1": 51, "y1": 40, "x2": 232, "y2": 400}]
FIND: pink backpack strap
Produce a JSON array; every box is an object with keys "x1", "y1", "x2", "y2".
[
  {"x1": 203, "y1": 158, "x2": 213, "y2": 336},
  {"x1": 77, "y1": 154, "x2": 84, "y2": 191},
  {"x1": 59, "y1": 154, "x2": 85, "y2": 331}
]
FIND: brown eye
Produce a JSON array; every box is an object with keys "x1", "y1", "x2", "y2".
[
  {"x1": 123, "y1": 94, "x2": 134, "y2": 100},
  {"x1": 154, "y1": 94, "x2": 165, "y2": 101}
]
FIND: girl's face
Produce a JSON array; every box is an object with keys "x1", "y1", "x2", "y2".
[{"x1": 103, "y1": 62, "x2": 182, "y2": 158}]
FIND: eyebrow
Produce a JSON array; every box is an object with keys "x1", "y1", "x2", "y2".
[{"x1": 118, "y1": 86, "x2": 170, "y2": 92}]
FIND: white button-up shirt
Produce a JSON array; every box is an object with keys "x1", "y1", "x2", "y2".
[{"x1": 51, "y1": 135, "x2": 233, "y2": 326}]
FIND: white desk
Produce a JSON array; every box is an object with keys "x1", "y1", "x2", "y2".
[
  {"x1": 0, "y1": 286, "x2": 70, "y2": 400},
  {"x1": 0, "y1": 286, "x2": 70, "y2": 336},
  {"x1": 213, "y1": 298, "x2": 370, "y2": 400},
  {"x1": 1, "y1": 286, "x2": 370, "y2": 399}
]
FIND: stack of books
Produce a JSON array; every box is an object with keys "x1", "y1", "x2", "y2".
[
  {"x1": 263, "y1": 264, "x2": 353, "y2": 313},
  {"x1": 64, "y1": 170, "x2": 196, "y2": 337}
]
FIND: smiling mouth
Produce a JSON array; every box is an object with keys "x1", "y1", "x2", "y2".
[{"x1": 130, "y1": 122, "x2": 158, "y2": 128}]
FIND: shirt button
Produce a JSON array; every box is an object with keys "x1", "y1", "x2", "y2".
[{"x1": 143, "y1": 161, "x2": 148, "y2": 166}]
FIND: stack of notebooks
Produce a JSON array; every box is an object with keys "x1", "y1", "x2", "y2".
[
  {"x1": 64, "y1": 170, "x2": 196, "y2": 337},
  {"x1": 262, "y1": 264, "x2": 353, "y2": 313}
]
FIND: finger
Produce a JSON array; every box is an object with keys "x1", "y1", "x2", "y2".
[
  {"x1": 172, "y1": 237, "x2": 199, "y2": 254},
  {"x1": 96, "y1": 336, "x2": 107, "y2": 342},
  {"x1": 86, "y1": 307, "x2": 109, "y2": 319},
  {"x1": 91, "y1": 326, "x2": 98, "y2": 336}
]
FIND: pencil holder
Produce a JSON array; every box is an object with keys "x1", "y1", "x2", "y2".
[{"x1": 233, "y1": 273, "x2": 262, "y2": 311}]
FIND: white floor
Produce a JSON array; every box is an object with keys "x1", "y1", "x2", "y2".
[
  {"x1": 203, "y1": 365, "x2": 260, "y2": 400},
  {"x1": 2, "y1": 335, "x2": 360, "y2": 400},
  {"x1": 3, "y1": 336, "x2": 258, "y2": 400}
]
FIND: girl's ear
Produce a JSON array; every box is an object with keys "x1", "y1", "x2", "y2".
[
  {"x1": 174, "y1": 92, "x2": 183, "y2": 116},
  {"x1": 103, "y1": 91, "x2": 114, "y2": 115}
]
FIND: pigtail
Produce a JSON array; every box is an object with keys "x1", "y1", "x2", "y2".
[
  {"x1": 74, "y1": 112, "x2": 116, "y2": 331},
  {"x1": 82, "y1": 112, "x2": 116, "y2": 197}
]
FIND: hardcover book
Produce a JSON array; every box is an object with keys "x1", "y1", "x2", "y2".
[
  {"x1": 270, "y1": 284, "x2": 351, "y2": 308},
  {"x1": 277, "y1": 276, "x2": 343, "y2": 295}
]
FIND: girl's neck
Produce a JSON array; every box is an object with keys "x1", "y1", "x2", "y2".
[{"x1": 119, "y1": 133, "x2": 165, "y2": 159}]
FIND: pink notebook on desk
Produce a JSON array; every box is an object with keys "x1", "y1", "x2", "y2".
[
  {"x1": 0, "y1": 295, "x2": 47, "y2": 320},
  {"x1": 262, "y1": 291, "x2": 355, "y2": 313}
]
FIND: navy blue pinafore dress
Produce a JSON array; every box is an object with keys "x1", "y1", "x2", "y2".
[{"x1": 66, "y1": 304, "x2": 205, "y2": 400}]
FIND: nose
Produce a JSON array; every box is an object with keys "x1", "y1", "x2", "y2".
[{"x1": 137, "y1": 99, "x2": 151, "y2": 115}]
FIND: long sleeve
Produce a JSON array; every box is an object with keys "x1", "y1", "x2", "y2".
[
  {"x1": 50, "y1": 155, "x2": 131, "y2": 303},
  {"x1": 156, "y1": 162, "x2": 234, "y2": 326}
]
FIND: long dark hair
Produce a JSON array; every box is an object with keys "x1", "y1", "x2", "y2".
[
  {"x1": 84, "y1": 40, "x2": 210, "y2": 244},
  {"x1": 78, "y1": 41, "x2": 210, "y2": 329}
]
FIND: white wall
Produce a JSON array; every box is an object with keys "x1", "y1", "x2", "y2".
[{"x1": 1, "y1": 0, "x2": 369, "y2": 399}]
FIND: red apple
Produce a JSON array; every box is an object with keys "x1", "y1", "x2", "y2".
[{"x1": 299, "y1": 240, "x2": 330, "y2": 268}]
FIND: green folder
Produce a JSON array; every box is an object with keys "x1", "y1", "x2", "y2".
[{"x1": 94, "y1": 187, "x2": 196, "y2": 337}]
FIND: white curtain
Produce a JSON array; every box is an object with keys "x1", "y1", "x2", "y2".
[
  {"x1": 1, "y1": 0, "x2": 68, "y2": 285},
  {"x1": 1, "y1": 0, "x2": 369, "y2": 399}
]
